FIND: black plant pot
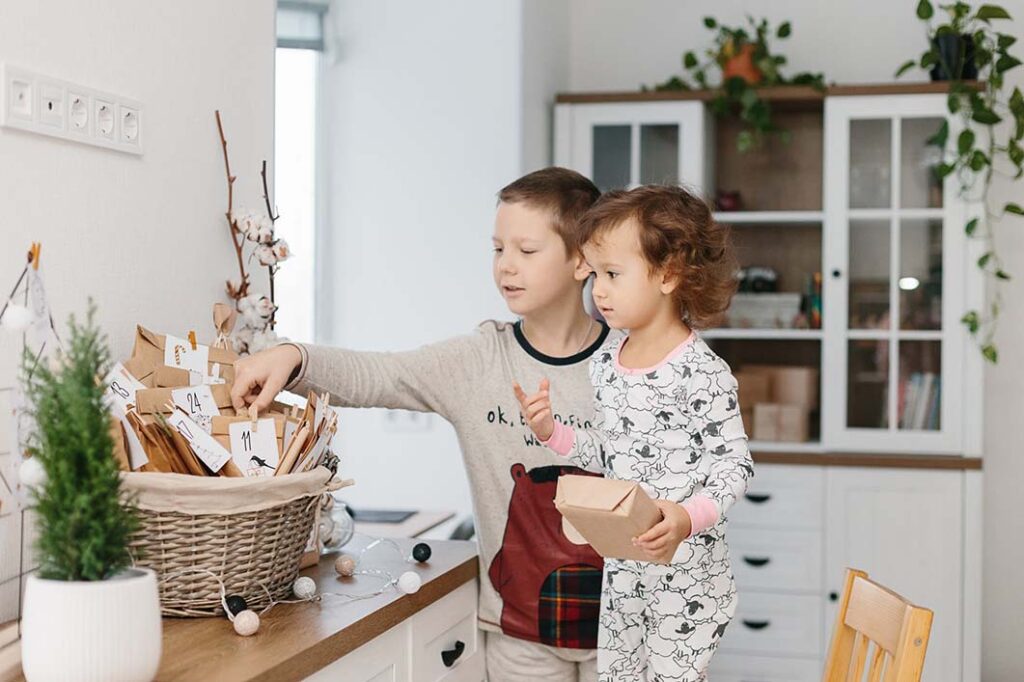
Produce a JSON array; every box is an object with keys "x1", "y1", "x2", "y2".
[{"x1": 930, "y1": 33, "x2": 978, "y2": 81}]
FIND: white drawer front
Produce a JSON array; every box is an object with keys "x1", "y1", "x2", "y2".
[
  {"x1": 306, "y1": 620, "x2": 411, "y2": 681},
  {"x1": 411, "y1": 581, "x2": 483, "y2": 682},
  {"x1": 729, "y1": 527, "x2": 823, "y2": 592},
  {"x1": 719, "y1": 592, "x2": 822, "y2": 658},
  {"x1": 709, "y1": 652, "x2": 821, "y2": 682},
  {"x1": 729, "y1": 464, "x2": 824, "y2": 530}
]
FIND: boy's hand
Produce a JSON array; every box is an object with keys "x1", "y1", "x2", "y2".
[
  {"x1": 512, "y1": 378, "x2": 554, "y2": 441},
  {"x1": 633, "y1": 499, "x2": 692, "y2": 564},
  {"x1": 231, "y1": 344, "x2": 303, "y2": 414}
]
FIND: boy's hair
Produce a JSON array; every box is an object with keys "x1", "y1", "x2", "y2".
[
  {"x1": 498, "y1": 167, "x2": 601, "y2": 255},
  {"x1": 579, "y1": 185, "x2": 738, "y2": 329}
]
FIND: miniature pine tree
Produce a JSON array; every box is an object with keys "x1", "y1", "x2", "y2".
[{"x1": 22, "y1": 301, "x2": 138, "y2": 581}]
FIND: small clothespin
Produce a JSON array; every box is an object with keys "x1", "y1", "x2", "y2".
[
  {"x1": 188, "y1": 330, "x2": 198, "y2": 351},
  {"x1": 249, "y1": 404, "x2": 259, "y2": 432},
  {"x1": 29, "y1": 242, "x2": 41, "y2": 270}
]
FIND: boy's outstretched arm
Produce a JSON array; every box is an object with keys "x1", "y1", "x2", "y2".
[
  {"x1": 232, "y1": 332, "x2": 488, "y2": 422},
  {"x1": 513, "y1": 379, "x2": 607, "y2": 473}
]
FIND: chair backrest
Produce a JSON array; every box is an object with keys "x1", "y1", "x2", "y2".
[{"x1": 822, "y1": 568, "x2": 934, "y2": 682}]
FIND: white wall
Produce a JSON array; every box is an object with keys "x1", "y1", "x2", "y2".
[
  {"x1": 318, "y1": 0, "x2": 523, "y2": 532},
  {"x1": 566, "y1": 1, "x2": 1024, "y2": 678},
  {"x1": 0, "y1": 0, "x2": 275, "y2": 622}
]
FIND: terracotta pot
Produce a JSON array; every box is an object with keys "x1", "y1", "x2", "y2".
[{"x1": 722, "y1": 43, "x2": 763, "y2": 85}]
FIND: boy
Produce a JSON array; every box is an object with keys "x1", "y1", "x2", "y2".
[{"x1": 231, "y1": 167, "x2": 614, "y2": 681}]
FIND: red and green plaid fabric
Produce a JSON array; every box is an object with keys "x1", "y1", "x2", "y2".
[{"x1": 538, "y1": 563, "x2": 602, "y2": 648}]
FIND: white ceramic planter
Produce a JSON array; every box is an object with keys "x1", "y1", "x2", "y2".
[{"x1": 21, "y1": 567, "x2": 162, "y2": 682}]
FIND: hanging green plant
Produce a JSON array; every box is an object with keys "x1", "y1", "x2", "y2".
[
  {"x1": 896, "y1": 1, "x2": 1023, "y2": 363},
  {"x1": 645, "y1": 15, "x2": 826, "y2": 152}
]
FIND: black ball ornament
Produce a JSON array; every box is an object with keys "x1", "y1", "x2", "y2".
[
  {"x1": 412, "y1": 542, "x2": 432, "y2": 563},
  {"x1": 226, "y1": 594, "x2": 248, "y2": 616}
]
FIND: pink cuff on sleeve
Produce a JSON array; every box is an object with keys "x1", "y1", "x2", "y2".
[
  {"x1": 541, "y1": 421, "x2": 576, "y2": 456},
  {"x1": 681, "y1": 494, "x2": 720, "y2": 537}
]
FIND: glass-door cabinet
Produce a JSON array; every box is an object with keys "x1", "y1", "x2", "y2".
[
  {"x1": 823, "y1": 94, "x2": 973, "y2": 454},
  {"x1": 554, "y1": 101, "x2": 711, "y2": 194}
]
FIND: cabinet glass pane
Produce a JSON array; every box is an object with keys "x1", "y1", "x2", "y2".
[
  {"x1": 849, "y1": 119, "x2": 892, "y2": 209},
  {"x1": 847, "y1": 339, "x2": 889, "y2": 429},
  {"x1": 593, "y1": 125, "x2": 631, "y2": 191},
  {"x1": 848, "y1": 219, "x2": 890, "y2": 330},
  {"x1": 640, "y1": 124, "x2": 679, "y2": 184},
  {"x1": 899, "y1": 218, "x2": 942, "y2": 330},
  {"x1": 900, "y1": 117, "x2": 945, "y2": 209},
  {"x1": 898, "y1": 340, "x2": 941, "y2": 431}
]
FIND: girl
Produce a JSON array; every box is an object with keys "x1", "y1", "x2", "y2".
[{"x1": 513, "y1": 184, "x2": 753, "y2": 681}]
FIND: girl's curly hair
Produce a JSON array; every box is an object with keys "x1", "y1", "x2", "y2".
[{"x1": 578, "y1": 185, "x2": 738, "y2": 329}]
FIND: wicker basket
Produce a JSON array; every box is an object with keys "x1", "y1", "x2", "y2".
[{"x1": 122, "y1": 467, "x2": 346, "y2": 617}]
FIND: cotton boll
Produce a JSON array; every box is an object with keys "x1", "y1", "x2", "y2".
[
  {"x1": 255, "y1": 245, "x2": 277, "y2": 266},
  {"x1": 271, "y1": 240, "x2": 291, "y2": 262},
  {"x1": 0, "y1": 304, "x2": 33, "y2": 332}
]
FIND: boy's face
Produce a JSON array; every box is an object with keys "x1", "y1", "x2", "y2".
[
  {"x1": 583, "y1": 218, "x2": 676, "y2": 330},
  {"x1": 492, "y1": 201, "x2": 589, "y2": 317}
]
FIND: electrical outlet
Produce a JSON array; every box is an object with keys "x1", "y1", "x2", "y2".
[
  {"x1": 68, "y1": 92, "x2": 89, "y2": 134},
  {"x1": 95, "y1": 99, "x2": 114, "y2": 139},
  {"x1": 120, "y1": 105, "x2": 139, "y2": 145},
  {"x1": 0, "y1": 64, "x2": 142, "y2": 155},
  {"x1": 7, "y1": 76, "x2": 33, "y2": 120},
  {"x1": 38, "y1": 83, "x2": 64, "y2": 128}
]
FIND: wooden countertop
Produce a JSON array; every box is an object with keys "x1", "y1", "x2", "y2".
[
  {"x1": 156, "y1": 536, "x2": 478, "y2": 682},
  {"x1": 751, "y1": 451, "x2": 983, "y2": 470}
]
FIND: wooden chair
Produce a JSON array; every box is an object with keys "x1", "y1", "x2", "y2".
[{"x1": 822, "y1": 568, "x2": 934, "y2": 682}]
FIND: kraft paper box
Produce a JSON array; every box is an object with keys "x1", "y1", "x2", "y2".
[
  {"x1": 126, "y1": 325, "x2": 238, "y2": 387},
  {"x1": 736, "y1": 371, "x2": 771, "y2": 407},
  {"x1": 752, "y1": 403, "x2": 809, "y2": 442},
  {"x1": 742, "y1": 365, "x2": 819, "y2": 409},
  {"x1": 554, "y1": 475, "x2": 664, "y2": 564},
  {"x1": 134, "y1": 384, "x2": 234, "y2": 415}
]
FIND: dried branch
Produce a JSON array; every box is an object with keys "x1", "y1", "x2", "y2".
[{"x1": 215, "y1": 110, "x2": 250, "y2": 306}]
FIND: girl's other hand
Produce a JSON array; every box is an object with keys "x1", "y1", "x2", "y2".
[{"x1": 633, "y1": 499, "x2": 693, "y2": 563}]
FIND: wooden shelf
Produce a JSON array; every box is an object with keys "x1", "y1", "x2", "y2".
[
  {"x1": 556, "y1": 81, "x2": 981, "y2": 105},
  {"x1": 714, "y1": 211, "x2": 824, "y2": 224},
  {"x1": 704, "y1": 329, "x2": 823, "y2": 341},
  {"x1": 752, "y1": 451, "x2": 983, "y2": 470}
]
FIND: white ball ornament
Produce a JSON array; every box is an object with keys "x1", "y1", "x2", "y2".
[
  {"x1": 398, "y1": 571, "x2": 421, "y2": 595},
  {"x1": 233, "y1": 609, "x2": 260, "y2": 636},
  {"x1": 293, "y1": 576, "x2": 317, "y2": 600},
  {"x1": 19, "y1": 457, "x2": 46, "y2": 490},
  {"x1": 0, "y1": 304, "x2": 32, "y2": 332},
  {"x1": 334, "y1": 554, "x2": 356, "y2": 577}
]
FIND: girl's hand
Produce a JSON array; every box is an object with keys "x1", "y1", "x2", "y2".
[
  {"x1": 230, "y1": 344, "x2": 303, "y2": 414},
  {"x1": 633, "y1": 499, "x2": 693, "y2": 563},
  {"x1": 512, "y1": 378, "x2": 554, "y2": 441}
]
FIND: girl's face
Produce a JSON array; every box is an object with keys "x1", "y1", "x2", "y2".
[
  {"x1": 492, "y1": 201, "x2": 590, "y2": 317},
  {"x1": 583, "y1": 218, "x2": 676, "y2": 330}
]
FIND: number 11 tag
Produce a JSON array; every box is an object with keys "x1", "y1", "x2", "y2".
[{"x1": 230, "y1": 419, "x2": 279, "y2": 477}]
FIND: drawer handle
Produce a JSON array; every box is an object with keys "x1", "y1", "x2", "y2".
[
  {"x1": 744, "y1": 493, "x2": 771, "y2": 504},
  {"x1": 741, "y1": 619, "x2": 771, "y2": 631},
  {"x1": 441, "y1": 640, "x2": 466, "y2": 668},
  {"x1": 742, "y1": 556, "x2": 771, "y2": 568}
]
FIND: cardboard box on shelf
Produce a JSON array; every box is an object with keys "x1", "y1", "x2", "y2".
[
  {"x1": 554, "y1": 475, "x2": 664, "y2": 563},
  {"x1": 742, "y1": 365, "x2": 819, "y2": 409},
  {"x1": 752, "y1": 402, "x2": 810, "y2": 443},
  {"x1": 736, "y1": 371, "x2": 771, "y2": 408}
]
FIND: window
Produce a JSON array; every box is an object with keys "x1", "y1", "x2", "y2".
[{"x1": 273, "y1": 1, "x2": 326, "y2": 342}]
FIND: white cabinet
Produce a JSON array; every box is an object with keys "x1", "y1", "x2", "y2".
[
  {"x1": 306, "y1": 581, "x2": 484, "y2": 682},
  {"x1": 824, "y1": 468, "x2": 964, "y2": 682},
  {"x1": 718, "y1": 463, "x2": 975, "y2": 682},
  {"x1": 823, "y1": 94, "x2": 975, "y2": 454},
  {"x1": 554, "y1": 101, "x2": 711, "y2": 195}
]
